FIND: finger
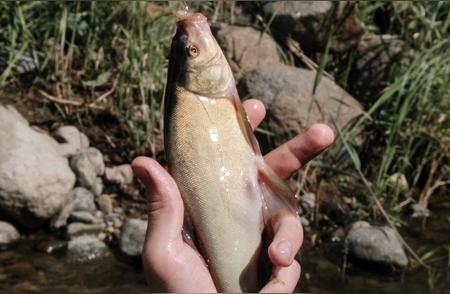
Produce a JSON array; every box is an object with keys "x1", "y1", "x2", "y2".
[
  {"x1": 243, "y1": 99, "x2": 266, "y2": 130},
  {"x1": 264, "y1": 123, "x2": 334, "y2": 179},
  {"x1": 259, "y1": 260, "x2": 301, "y2": 293},
  {"x1": 268, "y1": 213, "x2": 303, "y2": 267},
  {"x1": 131, "y1": 156, "x2": 184, "y2": 246}
]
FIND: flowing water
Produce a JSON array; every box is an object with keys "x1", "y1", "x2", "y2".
[{"x1": 1, "y1": 209, "x2": 448, "y2": 293}]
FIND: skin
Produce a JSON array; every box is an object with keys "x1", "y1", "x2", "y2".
[{"x1": 132, "y1": 99, "x2": 335, "y2": 293}]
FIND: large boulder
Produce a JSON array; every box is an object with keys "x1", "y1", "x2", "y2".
[
  {"x1": 346, "y1": 225, "x2": 408, "y2": 268},
  {"x1": 240, "y1": 65, "x2": 363, "y2": 143},
  {"x1": 215, "y1": 25, "x2": 281, "y2": 73},
  {"x1": 0, "y1": 105, "x2": 76, "y2": 228},
  {"x1": 264, "y1": 1, "x2": 363, "y2": 53},
  {"x1": 119, "y1": 218, "x2": 147, "y2": 256}
]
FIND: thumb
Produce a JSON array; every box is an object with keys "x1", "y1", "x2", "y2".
[{"x1": 131, "y1": 156, "x2": 184, "y2": 245}]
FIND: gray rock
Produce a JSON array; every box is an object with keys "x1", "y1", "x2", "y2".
[
  {"x1": 73, "y1": 187, "x2": 96, "y2": 212},
  {"x1": 105, "y1": 164, "x2": 134, "y2": 187},
  {"x1": 67, "y1": 235, "x2": 110, "y2": 263},
  {"x1": 119, "y1": 218, "x2": 147, "y2": 256},
  {"x1": 70, "y1": 147, "x2": 105, "y2": 192},
  {"x1": 96, "y1": 194, "x2": 113, "y2": 215},
  {"x1": 69, "y1": 211, "x2": 101, "y2": 224},
  {"x1": 0, "y1": 221, "x2": 20, "y2": 246},
  {"x1": 92, "y1": 177, "x2": 104, "y2": 196},
  {"x1": 53, "y1": 125, "x2": 89, "y2": 148},
  {"x1": 241, "y1": 65, "x2": 363, "y2": 144},
  {"x1": 410, "y1": 203, "x2": 430, "y2": 218},
  {"x1": 50, "y1": 199, "x2": 75, "y2": 229},
  {"x1": 264, "y1": 1, "x2": 363, "y2": 53},
  {"x1": 0, "y1": 105, "x2": 76, "y2": 228},
  {"x1": 215, "y1": 25, "x2": 281, "y2": 72},
  {"x1": 346, "y1": 226, "x2": 408, "y2": 268},
  {"x1": 66, "y1": 222, "x2": 105, "y2": 237}
]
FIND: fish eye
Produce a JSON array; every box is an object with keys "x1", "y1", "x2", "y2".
[{"x1": 186, "y1": 45, "x2": 199, "y2": 57}]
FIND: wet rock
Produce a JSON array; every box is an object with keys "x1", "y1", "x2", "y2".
[
  {"x1": 105, "y1": 164, "x2": 134, "y2": 187},
  {"x1": 349, "y1": 33, "x2": 405, "y2": 101},
  {"x1": 0, "y1": 105, "x2": 76, "y2": 228},
  {"x1": 34, "y1": 240, "x2": 67, "y2": 254},
  {"x1": 69, "y1": 211, "x2": 101, "y2": 224},
  {"x1": 70, "y1": 147, "x2": 105, "y2": 192},
  {"x1": 53, "y1": 126, "x2": 89, "y2": 157},
  {"x1": 50, "y1": 199, "x2": 75, "y2": 229},
  {"x1": 67, "y1": 235, "x2": 110, "y2": 263},
  {"x1": 73, "y1": 187, "x2": 96, "y2": 212},
  {"x1": 346, "y1": 225, "x2": 408, "y2": 268},
  {"x1": 264, "y1": 1, "x2": 363, "y2": 53},
  {"x1": 0, "y1": 221, "x2": 20, "y2": 246},
  {"x1": 66, "y1": 222, "x2": 105, "y2": 237},
  {"x1": 241, "y1": 65, "x2": 362, "y2": 144},
  {"x1": 96, "y1": 194, "x2": 113, "y2": 215},
  {"x1": 215, "y1": 25, "x2": 281, "y2": 72},
  {"x1": 119, "y1": 218, "x2": 147, "y2": 256}
]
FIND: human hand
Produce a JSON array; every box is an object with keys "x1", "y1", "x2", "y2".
[{"x1": 131, "y1": 99, "x2": 334, "y2": 293}]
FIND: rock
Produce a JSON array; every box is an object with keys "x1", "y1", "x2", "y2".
[
  {"x1": 241, "y1": 65, "x2": 363, "y2": 144},
  {"x1": 66, "y1": 222, "x2": 105, "y2": 237},
  {"x1": 53, "y1": 125, "x2": 89, "y2": 157},
  {"x1": 104, "y1": 164, "x2": 134, "y2": 187},
  {"x1": 300, "y1": 216, "x2": 310, "y2": 227},
  {"x1": 215, "y1": 25, "x2": 281, "y2": 72},
  {"x1": 67, "y1": 235, "x2": 110, "y2": 263},
  {"x1": 96, "y1": 194, "x2": 113, "y2": 215},
  {"x1": 264, "y1": 1, "x2": 363, "y2": 53},
  {"x1": 300, "y1": 192, "x2": 316, "y2": 214},
  {"x1": 349, "y1": 33, "x2": 405, "y2": 101},
  {"x1": 119, "y1": 218, "x2": 147, "y2": 256},
  {"x1": 0, "y1": 221, "x2": 20, "y2": 246},
  {"x1": 69, "y1": 211, "x2": 101, "y2": 224},
  {"x1": 50, "y1": 199, "x2": 75, "y2": 229},
  {"x1": 92, "y1": 177, "x2": 104, "y2": 196},
  {"x1": 73, "y1": 187, "x2": 96, "y2": 212},
  {"x1": 70, "y1": 147, "x2": 105, "y2": 192},
  {"x1": 0, "y1": 105, "x2": 76, "y2": 228},
  {"x1": 387, "y1": 172, "x2": 409, "y2": 192},
  {"x1": 346, "y1": 226, "x2": 408, "y2": 268},
  {"x1": 349, "y1": 220, "x2": 371, "y2": 231},
  {"x1": 410, "y1": 203, "x2": 430, "y2": 218}
]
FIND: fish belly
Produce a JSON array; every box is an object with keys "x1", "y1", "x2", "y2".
[{"x1": 166, "y1": 90, "x2": 264, "y2": 292}]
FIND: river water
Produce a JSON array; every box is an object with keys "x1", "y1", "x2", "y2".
[{"x1": 1, "y1": 209, "x2": 448, "y2": 293}]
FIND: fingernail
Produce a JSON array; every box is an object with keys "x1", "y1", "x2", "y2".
[{"x1": 277, "y1": 240, "x2": 292, "y2": 261}]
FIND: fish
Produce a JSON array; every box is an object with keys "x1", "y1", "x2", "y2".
[{"x1": 164, "y1": 11, "x2": 298, "y2": 292}]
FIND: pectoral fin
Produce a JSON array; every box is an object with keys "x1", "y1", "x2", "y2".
[{"x1": 258, "y1": 163, "x2": 299, "y2": 220}]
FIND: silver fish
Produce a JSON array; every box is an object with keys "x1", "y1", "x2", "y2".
[{"x1": 164, "y1": 12, "x2": 297, "y2": 292}]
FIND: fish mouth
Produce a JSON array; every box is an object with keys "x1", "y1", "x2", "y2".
[{"x1": 176, "y1": 11, "x2": 207, "y2": 27}]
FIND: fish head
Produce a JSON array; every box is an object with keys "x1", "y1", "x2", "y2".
[{"x1": 169, "y1": 11, "x2": 233, "y2": 96}]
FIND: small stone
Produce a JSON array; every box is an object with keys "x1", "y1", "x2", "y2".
[
  {"x1": 53, "y1": 125, "x2": 89, "y2": 150},
  {"x1": 119, "y1": 218, "x2": 147, "y2": 256},
  {"x1": 70, "y1": 147, "x2": 105, "y2": 191},
  {"x1": 69, "y1": 211, "x2": 100, "y2": 224},
  {"x1": 300, "y1": 216, "x2": 310, "y2": 227},
  {"x1": 300, "y1": 192, "x2": 316, "y2": 214},
  {"x1": 92, "y1": 177, "x2": 104, "y2": 196},
  {"x1": 0, "y1": 221, "x2": 20, "y2": 246},
  {"x1": 50, "y1": 199, "x2": 75, "y2": 229},
  {"x1": 67, "y1": 235, "x2": 110, "y2": 263},
  {"x1": 346, "y1": 226, "x2": 408, "y2": 268},
  {"x1": 410, "y1": 203, "x2": 430, "y2": 218},
  {"x1": 105, "y1": 164, "x2": 134, "y2": 187},
  {"x1": 73, "y1": 187, "x2": 96, "y2": 212},
  {"x1": 349, "y1": 220, "x2": 371, "y2": 231},
  {"x1": 387, "y1": 172, "x2": 409, "y2": 192},
  {"x1": 66, "y1": 222, "x2": 105, "y2": 237},
  {"x1": 96, "y1": 194, "x2": 113, "y2": 215}
]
